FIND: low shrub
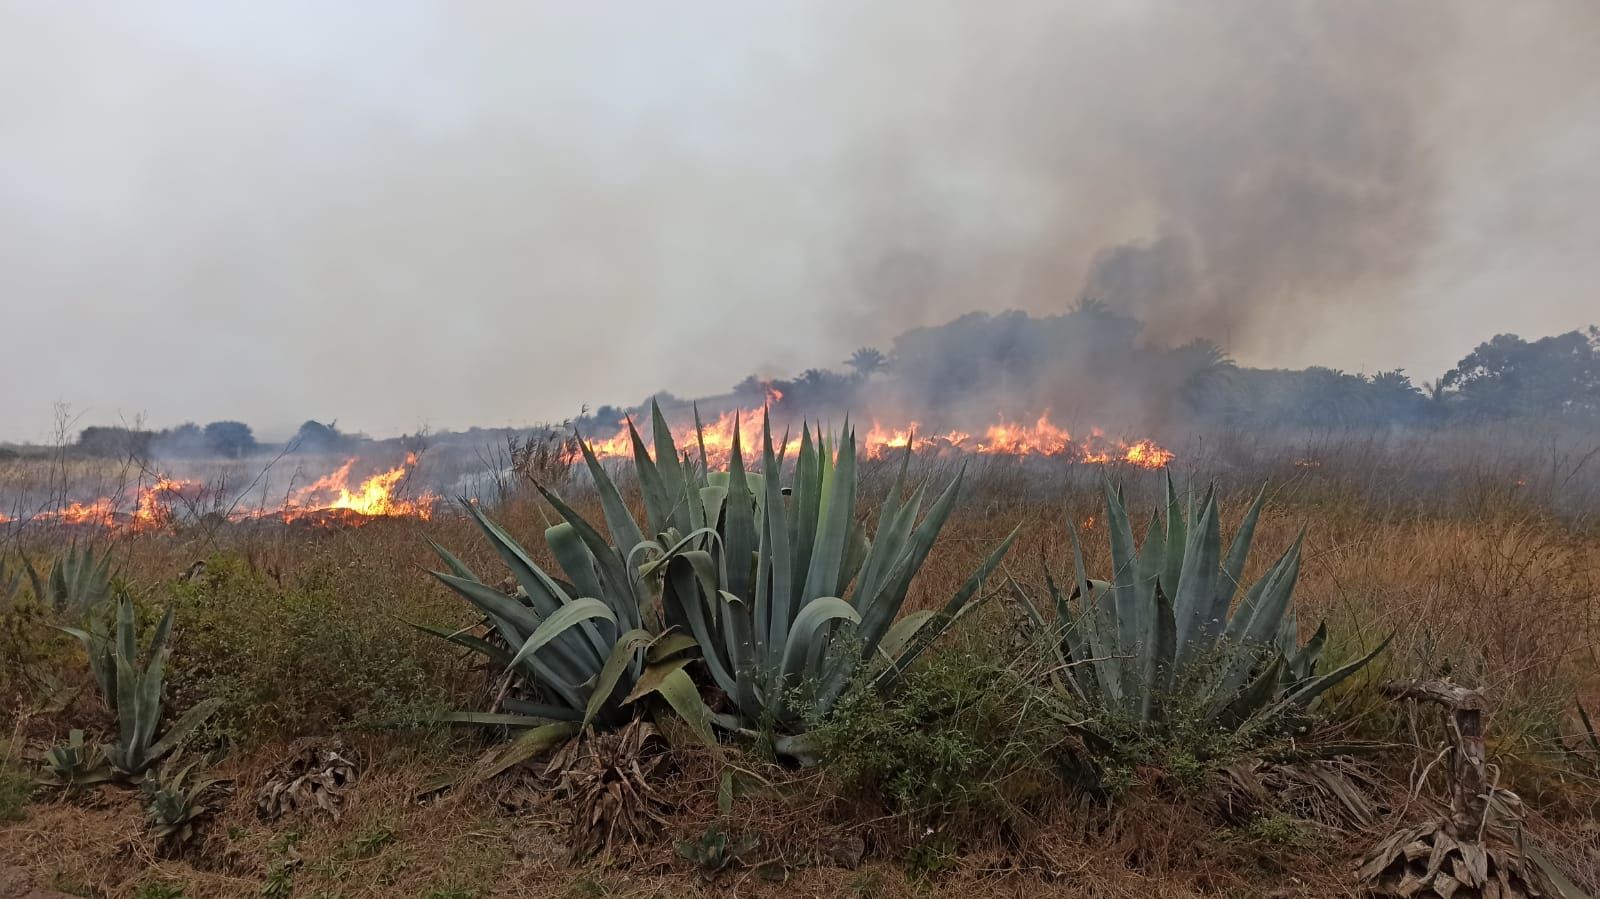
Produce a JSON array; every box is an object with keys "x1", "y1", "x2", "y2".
[
  {"x1": 809, "y1": 642, "x2": 1071, "y2": 826},
  {"x1": 166, "y1": 554, "x2": 458, "y2": 744}
]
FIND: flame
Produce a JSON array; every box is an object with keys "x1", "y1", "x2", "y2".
[
  {"x1": 41, "y1": 499, "x2": 118, "y2": 527},
  {"x1": 24, "y1": 455, "x2": 437, "y2": 533},
  {"x1": 977, "y1": 413, "x2": 1073, "y2": 456},
  {"x1": 1122, "y1": 439, "x2": 1175, "y2": 469},
  {"x1": 588, "y1": 385, "x2": 801, "y2": 469},
  {"x1": 284, "y1": 453, "x2": 435, "y2": 522},
  {"x1": 611, "y1": 406, "x2": 1174, "y2": 471},
  {"x1": 130, "y1": 476, "x2": 201, "y2": 532}
]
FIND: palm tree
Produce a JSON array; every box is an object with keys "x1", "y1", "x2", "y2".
[{"x1": 846, "y1": 347, "x2": 889, "y2": 378}]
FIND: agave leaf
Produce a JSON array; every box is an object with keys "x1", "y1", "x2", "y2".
[
  {"x1": 663, "y1": 556, "x2": 738, "y2": 697},
  {"x1": 1043, "y1": 570, "x2": 1090, "y2": 700},
  {"x1": 723, "y1": 420, "x2": 757, "y2": 607},
  {"x1": 136, "y1": 698, "x2": 223, "y2": 775},
  {"x1": 651, "y1": 668, "x2": 718, "y2": 747},
  {"x1": 1172, "y1": 488, "x2": 1223, "y2": 672},
  {"x1": 627, "y1": 417, "x2": 671, "y2": 537},
  {"x1": 427, "y1": 540, "x2": 480, "y2": 581},
  {"x1": 507, "y1": 598, "x2": 617, "y2": 669},
  {"x1": 1217, "y1": 653, "x2": 1285, "y2": 726},
  {"x1": 646, "y1": 632, "x2": 699, "y2": 663},
  {"x1": 875, "y1": 610, "x2": 936, "y2": 665},
  {"x1": 788, "y1": 425, "x2": 821, "y2": 606},
  {"x1": 1148, "y1": 584, "x2": 1177, "y2": 716},
  {"x1": 780, "y1": 597, "x2": 860, "y2": 686},
  {"x1": 801, "y1": 430, "x2": 857, "y2": 605},
  {"x1": 1067, "y1": 518, "x2": 1123, "y2": 707},
  {"x1": 1287, "y1": 621, "x2": 1329, "y2": 681},
  {"x1": 857, "y1": 466, "x2": 966, "y2": 653},
  {"x1": 527, "y1": 487, "x2": 639, "y2": 635},
  {"x1": 584, "y1": 629, "x2": 654, "y2": 727},
  {"x1": 1239, "y1": 531, "x2": 1305, "y2": 647},
  {"x1": 1220, "y1": 485, "x2": 1267, "y2": 605},
  {"x1": 622, "y1": 656, "x2": 695, "y2": 704},
  {"x1": 546, "y1": 523, "x2": 607, "y2": 611},
  {"x1": 1160, "y1": 471, "x2": 1187, "y2": 602},
  {"x1": 1101, "y1": 481, "x2": 1147, "y2": 717},
  {"x1": 474, "y1": 721, "x2": 582, "y2": 782},
  {"x1": 406, "y1": 620, "x2": 515, "y2": 667},
  {"x1": 761, "y1": 416, "x2": 795, "y2": 673},
  {"x1": 874, "y1": 526, "x2": 1018, "y2": 689},
  {"x1": 577, "y1": 432, "x2": 646, "y2": 559},
  {"x1": 426, "y1": 571, "x2": 594, "y2": 686},
  {"x1": 1275, "y1": 633, "x2": 1394, "y2": 712},
  {"x1": 651, "y1": 400, "x2": 690, "y2": 531}
]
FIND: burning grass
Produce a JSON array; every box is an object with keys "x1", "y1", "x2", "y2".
[{"x1": 0, "y1": 441, "x2": 1596, "y2": 898}]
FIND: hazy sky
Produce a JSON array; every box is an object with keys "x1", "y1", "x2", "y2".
[{"x1": 2, "y1": 1, "x2": 1597, "y2": 441}]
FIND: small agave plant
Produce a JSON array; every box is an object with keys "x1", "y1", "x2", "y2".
[
  {"x1": 39, "y1": 729, "x2": 113, "y2": 789},
  {"x1": 143, "y1": 753, "x2": 230, "y2": 854},
  {"x1": 1033, "y1": 477, "x2": 1388, "y2": 735},
  {"x1": 57, "y1": 597, "x2": 221, "y2": 778}
]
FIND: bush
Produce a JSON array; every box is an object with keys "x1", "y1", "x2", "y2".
[
  {"x1": 0, "y1": 747, "x2": 32, "y2": 821},
  {"x1": 809, "y1": 643, "x2": 1069, "y2": 825},
  {"x1": 167, "y1": 554, "x2": 457, "y2": 744}
]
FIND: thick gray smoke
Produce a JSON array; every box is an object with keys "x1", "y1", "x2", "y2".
[{"x1": 1, "y1": 1, "x2": 1596, "y2": 440}]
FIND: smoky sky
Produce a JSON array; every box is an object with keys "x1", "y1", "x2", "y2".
[{"x1": 1, "y1": 1, "x2": 1597, "y2": 442}]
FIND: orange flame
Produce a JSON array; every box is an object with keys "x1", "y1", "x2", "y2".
[
  {"x1": 285, "y1": 453, "x2": 435, "y2": 522},
  {"x1": 609, "y1": 406, "x2": 1174, "y2": 471},
  {"x1": 20, "y1": 455, "x2": 437, "y2": 533}
]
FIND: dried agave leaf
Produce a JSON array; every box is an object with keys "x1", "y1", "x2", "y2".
[
  {"x1": 547, "y1": 719, "x2": 673, "y2": 863},
  {"x1": 1360, "y1": 818, "x2": 1561, "y2": 899},
  {"x1": 255, "y1": 738, "x2": 360, "y2": 822}
]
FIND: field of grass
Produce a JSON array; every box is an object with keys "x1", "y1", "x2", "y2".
[{"x1": 1, "y1": 446, "x2": 1597, "y2": 898}]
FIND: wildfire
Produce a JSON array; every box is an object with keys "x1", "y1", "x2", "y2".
[
  {"x1": 595, "y1": 405, "x2": 1174, "y2": 472},
  {"x1": 130, "y1": 477, "x2": 201, "y2": 532},
  {"x1": 17, "y1": 455, "x2": 435, "y2": 533},
  {"x1": 859, "y1": 413, "x2": 1173, "y2": 469},
  {"x1": 284, "y1": 453, "x2": 436, "y2": 521}
]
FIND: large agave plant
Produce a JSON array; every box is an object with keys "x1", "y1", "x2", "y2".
[
  {"x1": 423, "y1": 484, "x2": 714, "y2": 754},
  {"x1": 428, "y1": 402, "x2": 1016, "y2": 762},
  {"x1": 606, "y1": 404, "x2": 1014, "y2": 755},
  {"x1": 1037, "y1": 477, "x2": 1388, "y2": 732}
]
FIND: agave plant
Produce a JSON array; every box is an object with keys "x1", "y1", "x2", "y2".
[
  {"x1": 26, "y1": 545, "x2": 113, "y2": 616},
  {"x1": 39, "y1": 729, "x2": 113, "y2": 788},
  {"x1": 1035, "y1": 477, "x2": 1388, "y2": 733},
  {"x1": 143, "y1": 753, "x2": 230, "y2": 853},
  {"x1": 429, "y1": 402, "x2": 1015, "y2": 763},
  {"x1": 644, "y1": 411, "x2": 1017, "y2": 757},
  {"x1": 56, "y1": 590, "x2": 125, "y2": 704},
  {"x1": 423, "y1": 493, "x2": 714, "y2": 764},
  {"x1": 63, "y1": 596, "x2": 221, "y2": 777}
]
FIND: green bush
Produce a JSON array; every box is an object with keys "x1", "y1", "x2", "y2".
[
  {"x1": 167, "y1": 555, "x2": 456, "y2": 743},
  {"x1": 809, "y1": 644, "x2": 1069, "y2": 823},
  {"x1": 0, "y1": 747, "x2": 32, "y2": 821}
]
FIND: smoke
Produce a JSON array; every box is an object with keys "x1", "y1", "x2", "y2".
[{"x1": 1, "y1": 2, "x2": 1596, "y2": 440}]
